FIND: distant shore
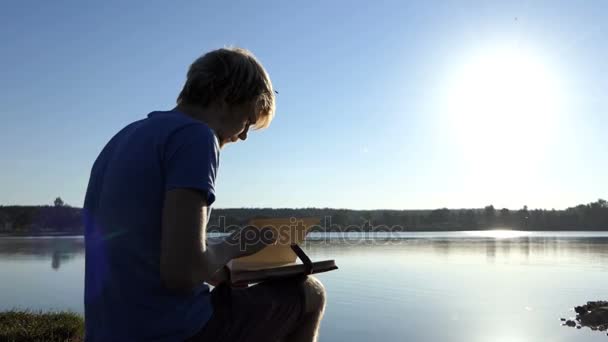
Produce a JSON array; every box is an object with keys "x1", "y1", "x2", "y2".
[
  {"x1": 3, "y1": 229, "x2": 608, "y2": 239},
  {"x1": 0, "y1": 231, "x2": 84, "y2": 238},
  {"x1": 2, "y1": 199, "x2": 607, "y2": 235}
]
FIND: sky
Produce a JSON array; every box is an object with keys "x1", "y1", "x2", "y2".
[{"x1": 0, "y1": 0, "x2": 606, "y2": 210}]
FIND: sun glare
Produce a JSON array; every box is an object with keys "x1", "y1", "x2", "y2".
[
  {"x1": 446, "y1": 48, "x2": 561, "y2": 155},
  {"x1": 465, "y1": 230, "x2": 531, "y2": 239},
  {"x1": 441, "y1": 47, "x2": 564, "y2": 200}
]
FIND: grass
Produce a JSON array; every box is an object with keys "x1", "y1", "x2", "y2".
[{"x1": 0, "y1": 310, "x2": 83, "y2": 342}]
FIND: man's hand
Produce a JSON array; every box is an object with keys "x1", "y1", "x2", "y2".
[
  {"x1": 207, "y1": 266, "x2": 229, "y2": 287},
  {"x1": 160, "y1": 188, "x2": 276, "y2": 292}
]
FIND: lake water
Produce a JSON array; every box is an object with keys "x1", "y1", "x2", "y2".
[{"x1": 1, "y1": 231, "x2": 608, "y2": 341}]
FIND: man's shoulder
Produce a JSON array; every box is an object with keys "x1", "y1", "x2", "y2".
[{"x1": 143, "y1": 111, "x2": 219, "y2": 165}]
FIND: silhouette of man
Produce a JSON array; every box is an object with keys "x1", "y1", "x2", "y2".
[{"x1": 83, "y1": 47, "x2": 326, "y2": 342}]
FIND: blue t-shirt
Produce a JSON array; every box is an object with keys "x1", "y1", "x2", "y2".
[{"x1": 83, "y1": 110, "x2": 220, "y2": 341}]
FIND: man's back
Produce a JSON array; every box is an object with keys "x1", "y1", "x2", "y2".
[{"x1": 83, "y1": 110, "x2": 219, "y2": 341}]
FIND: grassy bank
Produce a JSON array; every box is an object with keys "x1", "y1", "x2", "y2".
[{"x1": 0, "y1": 310, "x2": 83, "y2": 342}]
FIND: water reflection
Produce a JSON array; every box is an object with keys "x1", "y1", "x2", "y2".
[
  {"x1": 1, "y1": 233, "x2": 608, "y2": 341},
  {"x1": 303, "y1": 234, "x2": 608, "y2": 270},
  {"x1": 301, "y1": 234, "x2": 608, "y2": 342},
  {"x1": 1, "y1": 234, "x2": 607, "y2": 271},
  {"x1": 486, "y1": 238, "x2": 496, "y2": 263},
  {"x1": 0, "y1": 237, "x2": 83, "y2": 270},
  {"x1": 51, "y1": 251, "x2": 77, "y2": 270}
]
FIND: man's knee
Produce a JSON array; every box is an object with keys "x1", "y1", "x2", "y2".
[{"x1": 301, "y1": 276, "x2": 326, "y2": 315}]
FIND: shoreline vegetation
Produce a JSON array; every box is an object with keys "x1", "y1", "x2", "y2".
[
  {"x1": 1, "y1": 198, "x2": 607, "y2": 236},
  {"x1": 2, "y1": 305, "x2": 606, "y2": 341},
  {"x1": 0, "y1": 310, "x2": 83, "y2": 342}
]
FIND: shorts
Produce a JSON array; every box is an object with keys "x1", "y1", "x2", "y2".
[{"x1": 185, "y1": 276, "x2": 307, "y2": 342}]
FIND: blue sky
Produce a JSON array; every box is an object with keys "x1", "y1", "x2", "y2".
[{"x1": 1, "y1": 0, "x2": 606, "y2": 210}]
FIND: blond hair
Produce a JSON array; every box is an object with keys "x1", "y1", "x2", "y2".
[{"x1": 177, "y1": 47, "x2": 275, "y2": 129}]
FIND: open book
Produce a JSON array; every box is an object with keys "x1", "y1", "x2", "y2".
[{"x1": 227, "y1": 217, "x2": 338, "y2": 286}]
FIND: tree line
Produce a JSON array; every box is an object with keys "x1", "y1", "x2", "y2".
[
  {"x1": 0, "y1": 198, "x2": 82, "y2": 234},
  {"x1": 1, "y1": 198, "x2": 607, "y2": 235}
]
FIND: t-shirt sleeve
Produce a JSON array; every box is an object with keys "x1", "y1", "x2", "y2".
[{"x1": 163, "y1": 124, "x2": 220, "y2": 206}]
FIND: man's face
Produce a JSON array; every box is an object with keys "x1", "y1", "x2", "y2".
[{"x1": 217, "y1": 102, "x2": 258, "y2": 148}]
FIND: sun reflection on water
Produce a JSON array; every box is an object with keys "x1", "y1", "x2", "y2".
[{"x1": 464, "y1": 229, "x2": 532, "y2": 239}]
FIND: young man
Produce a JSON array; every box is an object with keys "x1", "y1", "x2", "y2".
[{"x1": 83, "y1": 47, "x2": 326, "y2": 342}]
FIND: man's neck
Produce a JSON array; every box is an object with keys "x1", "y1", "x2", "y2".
[
  {"x1": 174, "y1": 103, "x2": 227, "y2": 147},
  {"x1": 174, "y1": 103, "x2": 222, "y2": 131}
]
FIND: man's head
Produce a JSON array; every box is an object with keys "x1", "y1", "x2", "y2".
[{"x1": 177, "y1": 47, "x2": 275, "y2": 147}]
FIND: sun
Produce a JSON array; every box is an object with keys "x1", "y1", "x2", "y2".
[
  {"x1": 440, "y1": 47, "x2": 564, "y2": 197},
  {"x1": 445, "y1": 48, "x2": 561, "y2": 155}
]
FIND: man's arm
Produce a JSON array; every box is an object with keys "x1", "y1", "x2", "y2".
[{"x1": 160, "y1": 188, "x2": 271, "y2": 292}]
